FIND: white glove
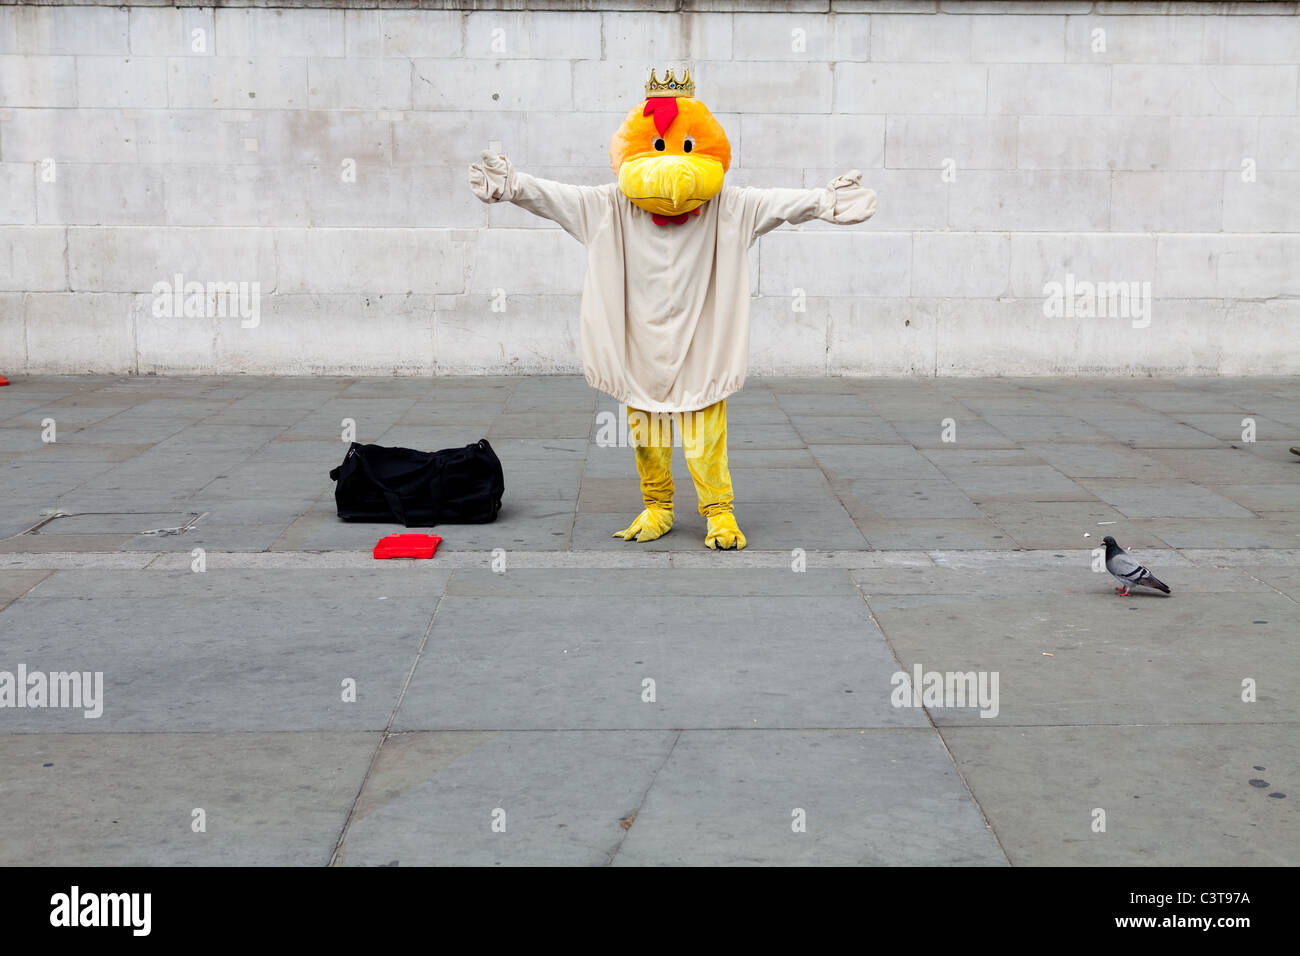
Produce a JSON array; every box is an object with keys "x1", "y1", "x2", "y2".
[
  {"x1": 822, "y1": 169, "x2": 877, "y2": 224},
  {"x1": 468, "y1": 148, "x2": 516, "y2": 203}
]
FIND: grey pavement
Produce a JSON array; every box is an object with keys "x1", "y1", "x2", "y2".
[{"x1": 0, "y1": 374, "x2": 1296, "y2": 866}]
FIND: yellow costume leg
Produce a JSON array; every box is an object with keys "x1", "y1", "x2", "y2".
[
  {"x1": 681, "y1": 399, "x2": 746, "y2": 550},
  {"x1": 612, "y1": 407, "x2": 675, "y2": 542}
]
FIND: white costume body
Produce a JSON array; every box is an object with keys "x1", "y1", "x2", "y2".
[{"x1": 472, "y1": 156, "x2": 877, "y2": 413}]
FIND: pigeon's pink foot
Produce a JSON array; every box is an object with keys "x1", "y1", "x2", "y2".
[{"x1": 1116, "y1": 587, "x2": 1129, "y2": 596}]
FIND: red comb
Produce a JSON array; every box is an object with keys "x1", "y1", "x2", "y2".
[{"x1": 643, "y1": 97, "x2": 679, "y2": 137}]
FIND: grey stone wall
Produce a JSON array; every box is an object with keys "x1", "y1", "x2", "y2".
[{"x1": 1, "y1": 1, "x2": 1297, "y2": 375}]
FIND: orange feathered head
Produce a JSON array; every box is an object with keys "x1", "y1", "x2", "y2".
[{"x1": 609, "y1": 91, "x2": 731, "y2": 217}]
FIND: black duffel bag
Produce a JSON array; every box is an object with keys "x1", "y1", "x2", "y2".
[{"x1": 329, "y1": 439, "x2": 504, "y2": 527}]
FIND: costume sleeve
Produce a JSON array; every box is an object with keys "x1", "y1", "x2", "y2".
[
  {"x1": 468, "y1": 148, "x2": 610, "y2": 245},
  {"x1": 736, "y1": 170, "x2": 877, "y2": 243}
]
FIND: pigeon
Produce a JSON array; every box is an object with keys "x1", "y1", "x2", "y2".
[{"x1": 1102, "y1": 536, "x2": 1171, "y2": 596}]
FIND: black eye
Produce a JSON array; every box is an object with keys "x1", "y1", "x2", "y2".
[
  {"x1": 654, "y1": 138, "x2": 665, "y2": 151},
  {"x1": 684, "y1": 138, "x2": 694, "y2": 153}
]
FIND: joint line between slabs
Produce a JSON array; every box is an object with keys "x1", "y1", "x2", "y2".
[
  {"x1": 327, "y1": 591, "x2": 444, "y2": 867},
  {"x1": 1238, "y1": 569, "x2": 1300, "y2": 608},
  {"x1": 851, "y1": 574, "x2": 1013, "y2": 867}
]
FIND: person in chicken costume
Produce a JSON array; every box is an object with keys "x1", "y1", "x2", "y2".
[{"x1": 469, "y1": 68, "x2": 877, "y2": 549}]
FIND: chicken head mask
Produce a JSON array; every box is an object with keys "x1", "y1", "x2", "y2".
[{"x1": 609, "y1": 69, "x2": 730, "y2": 219}]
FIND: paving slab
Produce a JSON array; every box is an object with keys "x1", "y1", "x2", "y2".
[
  {"x1": 2, "y1": 405, "x2": 129, "y2": 428},
  {"x1": 1141, "y1": 447, "x2": 1300, "y2": 484},
  {"x1": 1171, "y1": 413, "x2": 1293, "y2": 441},
  {"x1": 1215, "y1": 483, "x2": 1300, "y2": 512},
  {"x1": 195, "y1": 461, "x2": 335, "y2": 500},
  {"x1": 0, "y1": 732, "x2": 379, "y2": 866},
  {"x1": 760, "y1": 377, "x2": 877, "y2": 395},
  {"x1": 889, "y1": 420, "x2": 1025, "y2": 449},
  {"x1": 773, "y1": 394, "x2": 876, "y2": 416},
  {"x1": 977, "y1": 500, "x2": 1169, "y2": 550},
  {"x1": 863, "y1": 591, "x2": 1299, "y2": 726},
  {"x1": 44, "y1": 492, "x2": 196, "y2": 516},
  {"x1": 838, "y1": 478, "x2": 988, "y2": 519},
  {"x1": 788, "y1": 416, "x2": 904, "y2": 444},
  {"x1": 0, "y1": 590, "x2": 437, "y2": 731},
  {"x1": 15, "y1": 441, "x2": 154, "y2": 463},
  {"x1": 123, "y1": 523, "x2": 293, "y2": 552},
  {"x1": 727, "y1": 448, "x2": 822, "y2": 468},
  {"x1": 36, "y1": 512, "x2": 198, "y2": 534},
  {"x1": 375, "y1": 426, "x2": 503, "y2": 451},
  {"x1": 1237, "y1": 402, "x2": 1300, "y2": 429},
  {"x1": 854, "y1": 392, "x2": 977, "y2": 415},
  {"x1": 0, "y1": 569, "x2": 51, "y2": 611},
  {"x1": 809, "y1": 443, "x2": 946, "y2": 480},
  {"x1": 481, "y1": 458, "x2": 583, "y2": 500},
  {"x1": 414, "y1": 384, "x2": 515, "y2": 404},
  {"x1": 0, "y1": 428, "x2": 65, "y2": 453},
  {"x1": 725, "y1": 421, "x2": 807, "y2": 449},
  {"x1": 248, "y1": 439, "x2": 356, "y2": 464},
  {"x1": 855, "y1": 518, "x2": 1012, "y2": 550},
  {"x1": 1131, "y1": 516, "x2": 1300, "y2": 548},
  {"x1": 1080, "y1": 480, "x2": 1257, "y2": 518},
  {"x1": 942, "y1": 724, "x2": 1299, "y2": 866},
  {"x1": 398, "y1": 409, "x2": 502, "y2": 430},
  {"x1": 394, "y1": 588, "x2": 924, "y2": 731},
  {"x1": 1129, "y1": 391, "x2": 1256, "y2": 413},
  {"x1": 57, "y1": 422, "x2": 192, "y2": 445},
  {"x1": 577, "y1": 476, "x2": 652, "y2": 513},
  {"x1": 919, "y1": 448, "x2": 1047, "y2": 468},
  {"x1": 489, "y1": 412, "x2": 594, "y2": 440},
  {"x1": 0, "y1": 500, "x2": 55, "y2": 539},
  {"x1": 612, "y1": 730, "x2": 1006, "y2": 866},
  {"x1": 1180, "y1": 547, "x2": 1300, "y2": 567},
  {"x1": 705, "y1": 403, "x2": 805, "y2": 427},
  {"x1": 0, "y1": 533, "x2": 135, "y2": 553},
  {"x1": 1239, "y1": 565, "x2": 1300, "y2": 600},
  {"x1": 190, "y1": 495, "x2": 324, "y2": 526},
  {"x1": 725, "y1": 466, "x2": 836, "y2": 500},
  {"x1": 98, "y1": 402, "x2": 223, "y2": 427},
  {"x1": 0, "y1": 460, "x2": 119, "y2": 498},
  {"x1": 1019, "y1": 442, "x2": 1176, "y2": 480},
  {"x1": 1086, "y1": 418, "x2": 1222, "y2": 447},
  {"x1": 984, "y1": 415, "x2": 1112, "y2": 443},
  {"x1": 334, "y1": 731, "x2": 676, "y2": 866},
  {"x1": 938, "y1": 465, "x2": 1095, "y2": 500},
  {"x1": 490, "y1": 438, "x2": 588, "y2": 460}
]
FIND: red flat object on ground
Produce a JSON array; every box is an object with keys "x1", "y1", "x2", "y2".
[
  {"x1": 373, "y1": 533, "x2": 442, "y2": 559},
  {"x1": 0, "y1": 376, "x2": 9, "y2": 386}
]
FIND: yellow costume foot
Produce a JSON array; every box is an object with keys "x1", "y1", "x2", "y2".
[
  {"x1": 705, "y1": 512, "x2": 746, "y2": 550},
  {"x1": 612, "y1": 507, "x2": 674, "y2": 542}
]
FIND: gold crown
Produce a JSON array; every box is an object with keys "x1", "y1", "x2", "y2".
[{"x1": 646, "y1": 68, "x2": 694, "y2": 98}]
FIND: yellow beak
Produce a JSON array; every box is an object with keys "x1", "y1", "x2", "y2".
[{"x1": 617, "y1": 154, "x2": 725, "y2": 216}]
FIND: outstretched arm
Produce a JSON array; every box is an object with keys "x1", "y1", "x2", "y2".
[
  {"x1": 731, "y1": 170, "x2": 877, "y2": 244},
  {"x1": 468, "y1": 148, "x2": 612, "y2": 244}
]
